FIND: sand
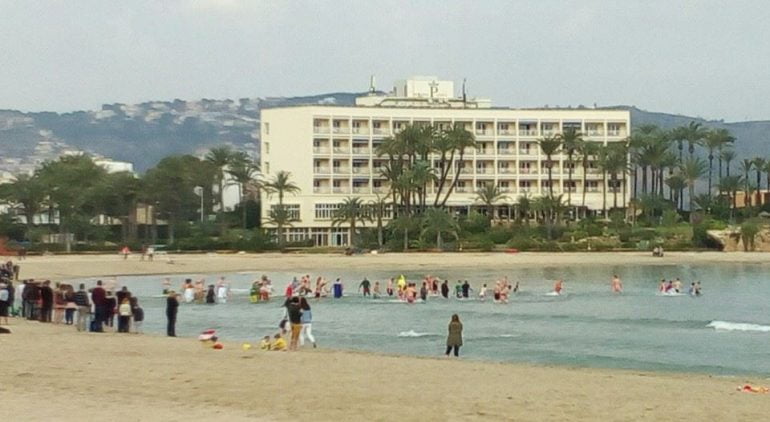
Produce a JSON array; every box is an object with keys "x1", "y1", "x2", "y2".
[
  {"x1": 3, "y1": 252, "x2": 770, "y2": 421},
  {"x1": 12, "y1": 250, "x2": 770, "y2": 281}
]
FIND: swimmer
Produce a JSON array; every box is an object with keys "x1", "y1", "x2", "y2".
[
  {"x1": 479, "y1": 284, "x2": 487, "y2": 301},
  {"x1": 405, "y1": 283, "x2": 417, "y2": 304},
  {"x1": 512, "y1": 281, "x2": 519, "y2": 293},
  {"x1": 372, "y1": 281, "x2": 381, "y2": 299},
  {"x1": 658, "y1": 279, "x2": 666, "y2": 292},
  {"x1": 673, "y1": 278, "x2": 682, "y2": 293},
  {"x1": 162, "y1": 277, "x2": 171, "y2": 295},
  {"x1": 440, "y1": 280, "x2": 449, "y2": 299},
  {"x1": 359, "y1": 277, "x2": 371, "y2": 297},
  {"x1": 419, "y1": 282, "x2": 428, "y2": 301},
  {"x1": 695, "y1": 281, "x2": 702, "y2": 296},
  {"x1": 611, "y1": 274, "x2": 623, "y2": 293},
  {"x1": 553, "y1": 279, "x2": 564, "y2": 295},
  {"x1": 461, "y1": 280, "x2": 471, "y2": 299}
]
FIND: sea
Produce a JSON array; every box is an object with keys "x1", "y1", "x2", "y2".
[{"x1": 70, "y1": 262, "x2": 770, "y2": 377}]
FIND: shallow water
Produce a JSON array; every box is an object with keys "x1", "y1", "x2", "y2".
[{"x1": 72, "y1": 262, "x2": 770, "y2": 376}]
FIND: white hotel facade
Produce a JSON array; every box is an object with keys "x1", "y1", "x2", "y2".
[{"x1": 260, "y1": 77, "x2": 630, "y2": 246}]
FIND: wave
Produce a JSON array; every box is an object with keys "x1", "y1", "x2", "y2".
[
  {"x1": 707, "y1": 321, "x2": 770, "y2": 333},
  {"x1": 397, "y1": 330, "x2": 437, "y2": 338}
]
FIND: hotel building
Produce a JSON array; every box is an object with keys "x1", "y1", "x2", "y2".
[{"x1": 260, "y1": 77, "x2": 630, "y2": 246}]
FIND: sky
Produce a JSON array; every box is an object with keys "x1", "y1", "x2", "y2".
[{"x1": 2, "y1": 0, "x2": 770, "y2": 122}]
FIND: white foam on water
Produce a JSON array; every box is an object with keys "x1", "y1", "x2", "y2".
[
  {"x1": 707, "y1": 321, "x2": 770, "y2": 333},
  {"x1": 497, "y1": 334, "x2": 520, "y2": 338},
  {"x1": 398, "y1": 330, "x2": 435, "y2": 338}
]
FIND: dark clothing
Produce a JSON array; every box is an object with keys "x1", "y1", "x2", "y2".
[
  {"x1": 445, "y1": 345, "x2": 460, "y2": 357},
  {"x1": 166, "y1": 296, "x2": 179, "y2": 337},
  {"x1": 447, "y1": 321, "x2": 463, "y2": 347},
  {"x1": 206, "y1": 288, "x2": 216, "y2": 304},
  {"x1": 73, "y1": 291, "x2": 90, "y2": 307},
  {"x1": 420, "y1": 287, "x2": 428, "y2": 301},
  {"x1": 91, "y1": 287, "x2": 106, "y2": 306},
  {"x1": 65, "y1": 308, "x2": 75, "y2": 324},
  {"x1": 40, "y1": 286, "x2": 53, "y2": 322},
  {"x1": 287, "y1": 301, "x2": 302, "y2": 324},
  {"x1": 116, "y1": 290, "x2": 130, "y2": 305},
  {"x1": 462, "y1": 283, "x2": 470, "y2": 298},
  {"x1": 441, "y1": 283, "x2": 449, "y2": 299},
  {"x1": 105, "y1": 297, "x2": 116, "y2": 327},
  {"x1": 118, "y1": 316, "x2": 130, "y2": 333},
  {"x1": 132, "y1": 307, "x2": 144, "y2": 322}
]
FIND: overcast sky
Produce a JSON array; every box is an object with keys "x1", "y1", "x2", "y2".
[{"x1": 2, "y1": 0, "x2": 769, "y2": 121}]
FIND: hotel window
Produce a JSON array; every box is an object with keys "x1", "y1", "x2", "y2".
[
  {"x1": 270, "y1": 204, "x2": 300, "y2": 220},
  {"x1": 264, "y1": 122, "x2": 270, "y2": 135},
  {"x1": 373, "y1": 122, "x2": 381, "y2": 129},
  {"x1": 264, "y1": 142, "x2": 270, "y2": 154},
  {"x1": 315, "y1": 203, "x2": 342, "y2": 219},
  {"x1": 333, "y1": 120, "x2": 341, "y2": 128},
  {"x1": 264, "y1": 162, "x2": 270, "y2": 174}
]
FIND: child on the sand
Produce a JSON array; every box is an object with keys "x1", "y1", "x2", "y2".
[
  {"x1": 271, "y1": 333, "x2": 286, "y2": 351},
  {"x1": 259, "y1": 335, "x2": 271, "y2": 351}
]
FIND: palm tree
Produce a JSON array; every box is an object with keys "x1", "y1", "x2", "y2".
[
  {"x1": 474, "y1": 184, "x2": 509, "y2": 222},
  {"x1": 265, "y1": 205, "x2": 295, "y2": 248},
  {"x1": 437, "y1": 124, "x2": 476, "y2": 207},
  {"x1": 681, "y1": 121, "x2": 707, "y2": 158},
  {"x1": 559, "y1": 128, "x2": 583, "y2": 206},
  {"x1": 704, "y1": 129, "x2": 735, "y2": 197},
  {"x1": 331, "y1": 197, "x2": 371, "y2": 247},
  {"x1": 721, "y1": 149, "x2": 736, "y2": 178},
  {"x1": 751, "y1": 158, "x2": 765, "y2": 206},
  {"x1": 516, "y1": 193, "x2": 531, "y2": 225},
  {"x1": 740, "y1": 159, "x2": 753, "y2": 208},
  {"x1": 226, "y1": 160, "x2": 261, "y2": 228},
  {"x1": 264, "y1": 171, "x2": 300, "y2": 247},
  {"x1": 680, "y1": 157, "x2": 707, "y2": 223},
  {"x1": 577, "y1": 140, "x2": 598, "y2": 212},
  {"x1": 532, "y1": 194, "x2": 566, "y2": 239},
  {"x1": 420, "y1": 207, "x2": 459, "y2": 250},
  {"x1": 205, "y1": 145, "x2": 234, "y2": 216},
  {"x1": 538, "y1": 135, "x2": 562, "y2": 196},
  {"x1": 665, "y1": 173, "x2": 686, "y2": 208},
  {"x1": 718, "y1": 175, "x2": 742, "y2": 220},
  {"x1": 368, "y1": 194, "x2": 390, "y2": 248}
]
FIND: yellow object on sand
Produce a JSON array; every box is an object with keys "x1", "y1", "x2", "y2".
[{"x1": 242, "y1": 343, "x2": 252, "y2": 351}]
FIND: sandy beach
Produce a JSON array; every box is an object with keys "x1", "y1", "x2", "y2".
[
  {"x1": 3, "y1": 252, "x2": 770, "y2": 421},
  {"x1": 3, "y1": 320, "x2": 769, "y2": 421},
  {"x1": 12, "y1": 251, "x2": 770, "y2": 281}
]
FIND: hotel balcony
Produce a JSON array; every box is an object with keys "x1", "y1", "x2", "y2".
[
  {"x1": 372, "y1": 127, "x2": 391, "y2": 136},
  {"x1": 333, "y1": 147, "x2": 351, "y2": 154},
  {"x1": 475, "y1": 168, "x2": 493, "y2": 175},
  {"x1": 519, "y1": 168, "x2": 539, "y2": 175},
  {"x1": 497, "y1": 148, "x2": 515, "y2": 156},
  {"x1": 313, "y1": 147, "x2": 330, "y2": 154},
  {"x1": 351, "y1": 147, "x2": 370, "y2": 155},
  {"x1": 608, "y1": 130, "x2": 626, "y2": 137},
  {"x1": 351, "y1": 167, "x2": 371, "y2": 176},
  {"x1": 351, "y1": 127, "x2": 370, "y2": 135},
  {"x1": 518, "y1": 149, "x2": 537, "y2": 158},
  {"x1": 313, "y1": 167, "x2": 331, "y2": 175},
  {"x1": 518, "y1": 129, "x2": 538, "y2": 137},
  {"x1": 497, "y1": 167, "x2": 516, "y2": 174},
  {"x1": 455, "y1": 187, "x2": 468, "y2": 193},
  {"x1": 333, "y1": 167, "x2": 350, "y2": 174},
  {"x1": 332, "y1": 187, "x2": 350, "y2": 194},
  {"x1": 373, "y1": 186, "x2": 389, "y2": 194},
  {"x1": 498, "y1": 187, "x2": 516, "y2": 194},
  {"x1": 497, "y1": 128, "x2": 515, "y2": 136},
  {"x1": 352, "y1": 186, "x2": 370, "y2": 194},
  {"x1": 313, "y1": 126, "x2": 330, "y2": 134},
  {"x1": 313, "y1": 187, "x2": 331, "y2": 194}
]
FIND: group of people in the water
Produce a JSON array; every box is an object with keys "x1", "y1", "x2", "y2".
[
  {"x1": 658, "y1": 278, "x2": 703, "y2": 296},
  {"x1": 167, "y1": 277, "x2": 232, "y2": 304}
]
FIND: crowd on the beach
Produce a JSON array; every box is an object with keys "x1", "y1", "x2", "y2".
[{"x1": 0, "y1": 260, "x2": 145, "y2": 333}]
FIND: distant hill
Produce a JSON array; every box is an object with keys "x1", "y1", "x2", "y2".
[{"x1": 1, "y1": 95, "x2": 768, "y2": 174}]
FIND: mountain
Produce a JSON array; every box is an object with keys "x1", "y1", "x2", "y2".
[{"x1": 1, "y1": 95, "x2": 768, "y2": 175}]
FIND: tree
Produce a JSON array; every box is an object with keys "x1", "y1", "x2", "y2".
[
  {"x1": 143, "y1": 155, "x2": 203, "y2": 245},
  {"x1": 331, "y1": 197, "x2": 371, "y2": 247},
  {"x1": 720, "y1": 149, "x2": 736, "y2": 178},
  {"x1": 436, "y1": 125, "x2": 476, "y2": 207},
  {"x1": 740, "y1": 159, "x2": 754, "y2": 208},
  {"x1": 37, "y1": 155, "x2": 107, "y2": 252},
  {"x1": 0, "y1": 174, "x2": 46, "y2": 237},
  {"x1": 751, "y1": 158, "x2": 765, "y2": 206},
  {"x1": 516, "y1": 194, "x2": 531, "y2": 225},
  {"x1": 559, "y1": 128, "x2": 583, "y2": 206},
  {"x1": 263, "y1": 171, "x2": 300, "y2": 248},
  {"x1": 577, "y1": 140, "x2": 598, "y2": 211},
  {"x1": 704, "y1": 129, "x2": 734, "y2": 196},
  {"x1": 265, "y1": 205, "x2": 295, "y2": 248},
  {"x1": 680, "y1": 158, "x2": 707, "y2": 223},
  {"x1": 368, "y1": 194, "x2": 390, "y2": 248},
  {"x1": 538, "y1": 135, "x2": 561, "y2": 196},
  {"x1": 532, "y1": 194, "x2": 566, "y2": 239},
  {"x1": 92, "y1": 172, "x2": 143, "y2": 243},
  {"x1": 420, "y1": 207, "x2": 459, "y2": 250},
  {"x1": 226, "y1": 159, "x2": 261, "y2": 229},
  {"x1": 665, "y1": 173, "x2": 686, "y2": 209},
  {"x1": 205, "y1": 145, "x2": 235, "y2": 218},
  {"x1": 717, "y1": 175, "x2": 742, "y2": 221},
  {"x1": 474, "y1": 184, "x2": 509, "y2": 222},
  {"x1": 681, "y1": 121, "x2": 707, "y2": 158}
]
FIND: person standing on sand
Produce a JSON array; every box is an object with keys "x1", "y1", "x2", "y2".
[
  {"x1": 91, "y1": 280, "x2": 106, "y2": 332},
  {"x1": 445, "y1": 314, "x2": 463, "y2": 357},
  {"x1": 117, "y1": 298, "x2": 132, "y2": 333},
  {"x1": 166, "y1": 291, "x2": 179, "y2": 337},
  {"x1": 74, "y1": 284, "x2": 90, "y2": 332},
  {"x1": 299, "y1": 297, "x2": 316, "y2": 348},
  {"x1": 286, "y1": 296, "x2": 303, "y2": 351},
  {"x1": 40, "y1": 281, "x2": 54, "y2": 323}
]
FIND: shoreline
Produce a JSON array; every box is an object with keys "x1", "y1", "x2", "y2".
[
  {"x1": 4, "y1": 320, "x2": 770, "y2": 421},
  {"x1": 10, "y1": 251, "x2": 770, "y2": 281}
]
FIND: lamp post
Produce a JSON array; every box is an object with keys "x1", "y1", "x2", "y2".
[{"x1": 193, "y1": 186, "x2": 204, "y2": 222}]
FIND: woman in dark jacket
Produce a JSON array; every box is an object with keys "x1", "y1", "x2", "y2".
[{"x1": 445, "y1": 314, "x2": 463, "y2": 357}]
